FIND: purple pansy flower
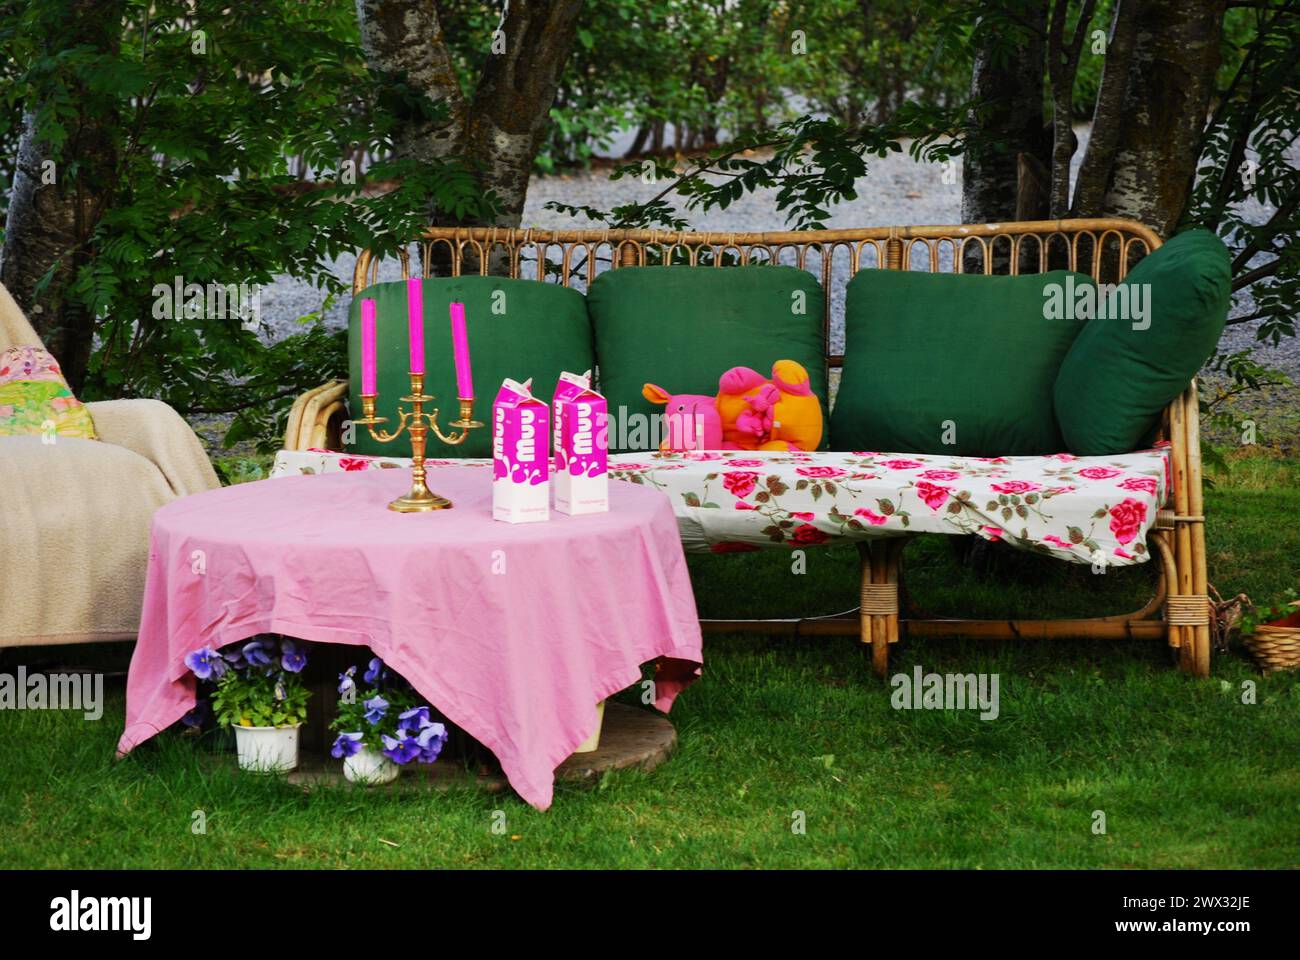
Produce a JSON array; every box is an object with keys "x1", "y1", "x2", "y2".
[
  {"x1": 281, "y1": 639, "x2": 307, "y2": 673},
  {"x1": 242, "y1": 639, "x2": 273, "y2": 667},
  {"x1": 398, "y1": 705, "x2": 430, "y2": 732},
  {"x1": 381, "y1": 730, "x2": 423, "y2": 764},
  {"x1": 331, "y1": 731, "x2": 364, "y2": 759},
  {"x1": 363, "y1": 657, "x2": 387, "y2": 685},
  {"x1": 184, "y1": 647, "x2": 226, "y2": 680},
  {"x1": 416, "y1": 721, "x2": 448, "y2": 763},
  {"x1": 363, "y1": 695, "x2": 389, "y2": 725},
  {"x1": 338, "y1": 666, "x2": 357, "y2": 696}
]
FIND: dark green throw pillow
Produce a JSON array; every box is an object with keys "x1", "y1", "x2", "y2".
[
  {"x1": 1053, "y1": 229, "x2": 1231, "y2": 455},
  {"x1": 347, "y1": 276, "x2": 593, "y2": 458},
  {"x1": 830, "y1": 269, "x2": 1092, "y2": 456},
  {"x1": 587, "y1": 265, "x2": 828, "y2": 452}
]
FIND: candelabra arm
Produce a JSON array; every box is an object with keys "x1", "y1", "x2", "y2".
[
  {"x1": 355, "y1": 382, "x2": 481, "y2": 512},
  {"x1": 369, "y1": 408, "x2": 414, "y2": 444},
  {"x1": 428, "y1": 412, "x2": 465, "y2": 446},
  {"x1": 430, "y1": 397, "x2": 482, "y2": 445}
]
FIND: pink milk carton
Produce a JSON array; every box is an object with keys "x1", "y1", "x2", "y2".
[
  {"x1": 492, "y1": 378, "x2": 550, "y2": 523},
  {"x1": 552, "y1": 369, "x2": 592, "y2": 475},
  {"x1": 555, "y1": 383, "x2": 609, "y2": 516}
]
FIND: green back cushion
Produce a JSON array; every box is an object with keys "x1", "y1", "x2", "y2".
[
  {"x1": 831, "y1": 269, "x2": 1092, "y2": 456},
  {"x1": 347, "y1": 276, "x2": 593, "y2": 458},
  {"x1": 587, "y1": 265, "x2": 828, "y2": 452},
  {"x1": 1054, "y1": 229, "x2": 1231, "y2": 455}
]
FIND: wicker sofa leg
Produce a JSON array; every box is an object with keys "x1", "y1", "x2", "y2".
[
  {"x1": 1166, "y1": 384, "x2": 1213, "y2": 677},
  {"x1": 1184, "y1": 389, "x2": 1212, "y2": 678},
  {"x1": 857, "y1": 540, "x2": 903, "y2": 678}
]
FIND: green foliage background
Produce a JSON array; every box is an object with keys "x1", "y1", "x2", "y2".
[
  {"x1": 0, "y1": 0, "x2": 493, "y2": 449},
  {"x1": 0, "y1": 1, "x2": 1294, "y2": 451}
]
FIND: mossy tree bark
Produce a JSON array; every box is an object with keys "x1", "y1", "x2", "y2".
[{"x1": 357, "y1": 0, "x2": 585, "y2": 229}]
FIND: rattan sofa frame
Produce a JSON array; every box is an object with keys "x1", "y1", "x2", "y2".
[{"x1": 284, "y1": 219, "x2": 1212, "y2": 677}]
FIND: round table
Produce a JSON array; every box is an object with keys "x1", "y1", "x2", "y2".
[{"x1": 118, "y1": 466, "x2": 703, "y2": 810}]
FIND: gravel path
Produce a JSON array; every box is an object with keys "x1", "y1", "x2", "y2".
[{"x1": 260, "y1": 145, "x2": 970, "y2": 355}]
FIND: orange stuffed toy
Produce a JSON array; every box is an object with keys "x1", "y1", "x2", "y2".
[
  {"x1": 644, "y1": 360, "x2": 823, "y2": 452},
  {"x1": 716, "y1": 360, "x2": 823, "y2": 452}
]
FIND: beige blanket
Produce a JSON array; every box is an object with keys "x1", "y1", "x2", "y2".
[{"x1": 1, "y1": 285, "x2": 219, "y2": 647}]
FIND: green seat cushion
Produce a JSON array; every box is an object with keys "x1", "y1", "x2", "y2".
[
  {"x1": 587, "y1": 265, "x2": 828, "y2": 452},
  {"x1": 1054, "y1": 229, "x2": 1231, "y2": 455},
  {"x1": 347, "y1": 276, "x2": 593, "y2": 458},
  {"x1": 831, "y1": 269, "x2": 1092, "y2": 456}
]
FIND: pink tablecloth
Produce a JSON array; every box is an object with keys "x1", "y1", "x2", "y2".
[{"x1": 117, "y1": 467, "x2": 703, "y2": 809}]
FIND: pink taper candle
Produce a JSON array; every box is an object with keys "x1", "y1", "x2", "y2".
[
  {"x1": 406, "y1": 277, "x2": 425, "y2": 375},
  {"x1": 449, "y1": 301, "x2": 473, "y2": 398},
  {"x1": 360, "y1": 298, "x2": 378, "y2": 396}
]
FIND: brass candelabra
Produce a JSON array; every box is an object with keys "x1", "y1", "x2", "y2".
[{"x1": 354, "y1": 372, "x2": 483, "y2": 511}]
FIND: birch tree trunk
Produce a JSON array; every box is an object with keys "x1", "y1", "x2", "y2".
[
  {"x1": 355, "y1": 0, "x2": 467, "y2": 165},
  {"x1": 1045, "y1": 0, "x2": 1097, "y2": 218},
  {"x1": 357, "y1": 0, "x2": 585, "y2": 228},
  {"x1": 1084, "y1": 0, "x2": 1227, "y2": 235},
  {"x1": 1070, "y1": 0, "x2": 1144, "y2": 217},
  {"x1": 462, "y1": 0, "x2": 585, "y2": 226}
]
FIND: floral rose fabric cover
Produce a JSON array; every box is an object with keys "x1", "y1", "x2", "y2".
[
  {"x1": 0, "y1": 345, "x2": 97, "y2": 440},
  {"x1": 270, "y1": 446, "x2": 1170, "y2": 568}
]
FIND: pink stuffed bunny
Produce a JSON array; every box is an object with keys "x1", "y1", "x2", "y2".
[
  {"x1": 642, "y1": 383, "x2": 724, "y2": 451},
  {"x1": 644, "y1": 360, "x2": 823, "y2": 452}
]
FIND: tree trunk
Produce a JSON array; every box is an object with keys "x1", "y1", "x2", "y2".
[
  {"x1": 1045, "y1": 0, "x2": 1097, "y2": 217},
  {"x1": 1097, "y1": 0, "x2": 1227, "y2": 235},
  {"x1": 356, "y1": 0, "x2": 467, "y2": 166},
  {"x1": 357, "y1": 0, "x2": 584, "y2": 228},
  {"x1": 961, "y1": 2, "x2": 1051, "y2": 276},
  {"x1": 625, "y1": 123, "x2": 651, "y2": 158},
  {"x1": 1071, "y1": 0, "x2": 1144, "y2": 216},
  {"x1": 0, "y1": 0, "x2": 125, "y2": 391},
  {"x1": 460, "y1": 0, "x2": 585, "y2": 226},
  {"x1": 961, "y1": 3, "x2": 1052, "y2": 228}
]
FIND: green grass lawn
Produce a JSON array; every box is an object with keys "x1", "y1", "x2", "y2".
[{"x1": 2, "y1": 454, "x2": 1297, "y2": 869}]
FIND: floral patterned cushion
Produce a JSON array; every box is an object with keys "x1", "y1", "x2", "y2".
[
  {"x1": 270, "y1": 446, "x2": 1170, "y2": 568},
  {"x1": 608, "y1": 448, "x2": 1168, "y2": 565},
  {"x1": 0, "y1": 346, "x2": 97, "y2": 440}
]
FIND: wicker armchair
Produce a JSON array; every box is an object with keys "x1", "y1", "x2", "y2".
[{"x1": 0, "y1": 283, "x2": 220, "y2": 648}]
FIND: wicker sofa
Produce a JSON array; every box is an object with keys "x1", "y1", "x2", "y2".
[{"x1": 284, "y1": 220, "x2": 1214, "y2": 678}]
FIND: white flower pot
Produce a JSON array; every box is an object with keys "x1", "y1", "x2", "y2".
[
  {"x1": 574, "y1": 700, "x2": 606, "y2": 754},
  {"x1": 344, "y1": 746, "x2": 401, "y2": 785},
  {"x1": 233, "y1": 723, "x2": 301, "y2": 773}
]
